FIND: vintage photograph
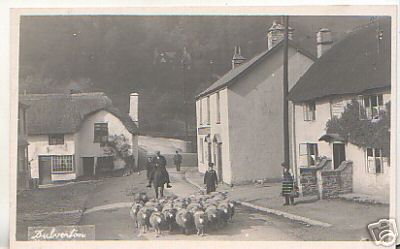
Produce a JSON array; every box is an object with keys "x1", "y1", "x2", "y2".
[{"x1": 13, "y1": 12, "x2": 394, "y2": 244}]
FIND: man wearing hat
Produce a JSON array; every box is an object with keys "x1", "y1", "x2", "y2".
[
  {"x1": 281, "y1": 162, "x2": 295, "y2": 205},
  {"x1": 147, "y1": 151, "x2": 172, "y2": 188},
  {"x1": 204, "y1": 162, "x2": 218, "y2": 194}
]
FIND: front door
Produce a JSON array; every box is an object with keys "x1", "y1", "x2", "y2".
[
  {"x1": 82, "y1": 157, "x2": 95, "y2": 176},
  {"x1": 333, "y1": 143, "x2": 346, "y2": 169},
  {"x1": 217, "y1": 144, "x2": 223, "y2": 182},
  {"x1": 38, "y1": 156, "x2": 52, "y2": 185}
]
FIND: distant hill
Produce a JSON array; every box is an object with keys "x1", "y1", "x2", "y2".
[{"x1": 19, "y1": 15, "x2": 376, "y2": 137}]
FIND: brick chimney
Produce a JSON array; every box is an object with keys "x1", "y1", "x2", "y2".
[
  {"x1": 267, "y1": 20, "x2": 294, "y2": 50},
  {"x1": 231, "y1": 46, "x2": 246, "y2": 69},
  {"x1": 129, "y1": 93, "x2": 138, "y2": 125},
  {"x1": 317, "y1": 28, "x2": 333, "y2": 58}
]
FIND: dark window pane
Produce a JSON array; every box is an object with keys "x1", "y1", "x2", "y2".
[
  {"x1": 378, "y1": 95, "x2": 383, "y2": 106},
  {"x1": 375, "y1": 158, "x2": 382, "y2": 173},
  {"x1": 375, "y1": 149, "x2": 381, "y2": 157},
  {"x1": 363, "y1": 96, "x2": 370, "y2": 107},
  {"x1": 367, "y1": 148, "x2": 373, "y2": 157},
  {"x1": 371, "y1": 95, "x2": 378, "y2": 107}
]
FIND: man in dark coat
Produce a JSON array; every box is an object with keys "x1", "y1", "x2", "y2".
[
  {"x1": 204, "y1": 163, "x2": 218, "y2": 194},
  {"x1": 173, "y1": 151, "x2": 183, "y2": 171},
  {"x1": 147, "y1": 151, "x2": 172, "y2": 188},
  {"x1": 146, "y1": 156, "x2": 155, "y2": 180}
]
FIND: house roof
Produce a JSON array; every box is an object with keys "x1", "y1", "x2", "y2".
[
  {"x1": 20, "y1": 92, "x2": 138, "y2": 135},
  {"x1": 288, "y1": 20, "x2": 391, "y2": 103},
  {"x1": 196, "y1": 40, "x2": 316, "y2": 99}
]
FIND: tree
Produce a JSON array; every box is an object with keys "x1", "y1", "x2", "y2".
[
  {"x1": 326, "y1": 99, "x2": 390, "y2": 158},
  {"x1": 103, "y1": 134, "x2": 135, "y2": 175}
]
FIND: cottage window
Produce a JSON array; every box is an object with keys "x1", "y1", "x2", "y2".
[
  {"x1": 94, "y1": 123, "x2": 108, "y2": 144},
  {"x1": 303, "y1": 101, "x2": 316, "y2": 121},
  {"x1": 52, "y1": 155, "x2": 74, "y2": 173},
  {"x1": 48, "y1": 134, "x2": 64, "y2": 145},
  {"x1": 299, "y1": 143, "x2": 318, "y2": 167},
  {"x1": 366, "y1": 148, "x2": 384, "y2": 174},
  {"x1": 359, "y1": 94, "x2": 384, "y2": 120},
  {"x1": 216, "y1": 92, "x2": 221, "y2": 123},
  {"x1": 199, "y1": 99, "x2": 203, "y2": 125},
  {"x1": 207, "y1": 96, "x2": 211, "y2": 125}
]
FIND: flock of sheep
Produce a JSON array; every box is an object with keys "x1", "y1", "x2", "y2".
[{"x1": 130, "y1": 192, "x2": 235, "y2": 237}]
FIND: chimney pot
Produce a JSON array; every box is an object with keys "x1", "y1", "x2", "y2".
[
  {"x1": 231, "y1": 46, "x2": 246, "y2": 69},
  {"x1": 317, "y1": 28, "x2": 333, "y2": 58},
  {"x1": 129, "y1": 93, "x2": 139, "y2": 124}
]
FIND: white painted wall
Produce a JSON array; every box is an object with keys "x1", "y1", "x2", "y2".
[
  {"x1": 28, "y1": 134, "x2": 76, "y2": 181},
  {"x1": 28, "y1": 109, "x2": 139, "y2": 183},
  {"x1": 196, "y1": 88, "x2": 232, "y2": 183},
  {"x1": 76, "y1": 110, "x2": 139, "y2": 171},
  {"x1": 292, "y1": 91, "x2": 391, "y2": 200},
  {"x1": 227, "y1": 48, "x2": 314, "y2": 184}
]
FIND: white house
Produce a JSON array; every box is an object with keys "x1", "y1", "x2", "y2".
[
  {"x1": 195, "y1": 21, "x2": 315, "y2": 185},
  {"x1": 288, "y1": 20, "x2": 391, "y2": 201},
  {"x1": 20, "y1": 92, "x2": 139, "y2": 185}
]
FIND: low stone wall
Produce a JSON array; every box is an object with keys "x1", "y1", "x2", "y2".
[
  {"x1": 299, "y1": 160, "x2": 353, "y2": 199},
  {"x1": 321, "y1": 161, "x2": 353, "y2": 199},
  {"x1": 299, "y1": 168, "x2": 318, "y2": 196}
]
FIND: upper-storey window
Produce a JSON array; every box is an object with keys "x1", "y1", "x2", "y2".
[
  {"x1": 199, "y1": 99, "x2": 203, "y2": 125},
  {"x1": 303, "y1": 101, "x2": 316, "y2": 121},
  {"x1": 216, "y1": 92, "x2": 221, "y2": 123},
  {"x1": 206, "y1": 96, "x2": 211, "y2": 125},
  {"x1": 359, "y1": 94, "x2": 384, "y2": 120},
  {"x1": 94, "y1": 123, "x2": 108, "y2": 144},
  {"x1": 48, "y1": 134, "x2": 64, "y2": 145}
]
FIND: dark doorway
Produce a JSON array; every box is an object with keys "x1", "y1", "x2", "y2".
[
  {"x1": 38, "y1": 156, "x2": 52, "y2": 185},
  {"x1": 83, "y1": 157, "x2": 95, "y2": 176},
  {"x1": 333, "y1": 143, "x2": 346, "y2": 169}
]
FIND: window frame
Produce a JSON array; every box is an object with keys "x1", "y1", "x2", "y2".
[
  {"x1": 303, "y1": 101, "x2": 316, "y2": 121},
  {"x1": 206, "y1": 96, "x2": 211, "y2": 125},
  {"x1": 51, "y1": 155, "x2": 74, "y2": 173},
  {"x1": 199, "y1": 99, "x2": 203, "y2": 125},
  {"x1": 299, "y1": 143, "x2": 319, "y2": 167},
  {"x1": 94, "y1": 122, "x2": 109, "y2": 144},
  {"x1": 359, "y1": 94, "x2": 384, "y2": 120},
  {"x1": 366, "y1": 147, "x2": 384, "y2": 174},
  {"x1": 216, "y1": 92, "x2": 221, "y2": 124},
  {"x1": 48, "y1": 134, "x2": 65, "y2": 145}
]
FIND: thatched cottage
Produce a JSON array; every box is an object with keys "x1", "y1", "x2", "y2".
[{"x1": 20, "y1": 92, "x2": 139, "y2": 185}]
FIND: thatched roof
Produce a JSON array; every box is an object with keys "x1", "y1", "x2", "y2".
[
  {"x1": 196, "y1": 40, "x2": 315, "y2": 99},
  {"x1": 20, "y1": 92, "x2": 138, "y2": 135},
  {"x1": 288, "y1": 20, "x2": 391, "y2": 103}
]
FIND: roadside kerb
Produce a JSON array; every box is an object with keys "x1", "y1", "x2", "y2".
[{"x1": 183, "y1": 171, "x2": 332, "y2": 228}]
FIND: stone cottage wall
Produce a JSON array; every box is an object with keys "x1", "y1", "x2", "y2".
[
  {"x1": 299, "y1": 168, "x2": 318, "y2": 196},
  {"x1": 321, "y1": 161, "x2": 353, "y2": 198},
  {"x1": 299, "y1": 160, "x2": 353, "y2": 199}
]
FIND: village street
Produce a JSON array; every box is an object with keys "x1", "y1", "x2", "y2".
[
  {"x1": 75, "y1": 165, "x2": 387, "y2": 241},
  {"x1": 78, "y1": 167, "x2": 310, "y2": 241}
]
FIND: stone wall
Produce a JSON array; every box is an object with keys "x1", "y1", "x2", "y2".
[
  {"x1": 299, "y1": 168, "x2": 318, "y2": 196},
  {"x1": 299, "y1": 160, "x2": 353, "y2": 199},
  {"x1": 321, "y1": 161, "x2": 353, "y2": 199}
]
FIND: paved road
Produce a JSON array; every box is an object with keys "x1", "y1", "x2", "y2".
[{"x1": 78, "y1": 169, "x2": 312, "y2": 241}]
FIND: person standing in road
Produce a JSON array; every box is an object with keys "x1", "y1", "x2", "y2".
[
  {"x1": 281, "y1": 162, "x2": 295, "y2": 206},
  {"x1": 204, "y1": 163, "x2": 218, "y2": 194},
  {"x1": 173, "y1": 151, "x2": 183, "y2": 171}
]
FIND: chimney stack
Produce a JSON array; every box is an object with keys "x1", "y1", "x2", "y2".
[
  {"x1": 231, "y1": 46, "x2": 246, "y2": 69},
  {"x1": 317, "y1": 28, "x2": 333, "y2": 58},
  {"x1": 267, "y1": 20, "x2": 294, "y2": 50},
  {"x1": 129, "y1": 93, "x2": 139, "y2": 124}
]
